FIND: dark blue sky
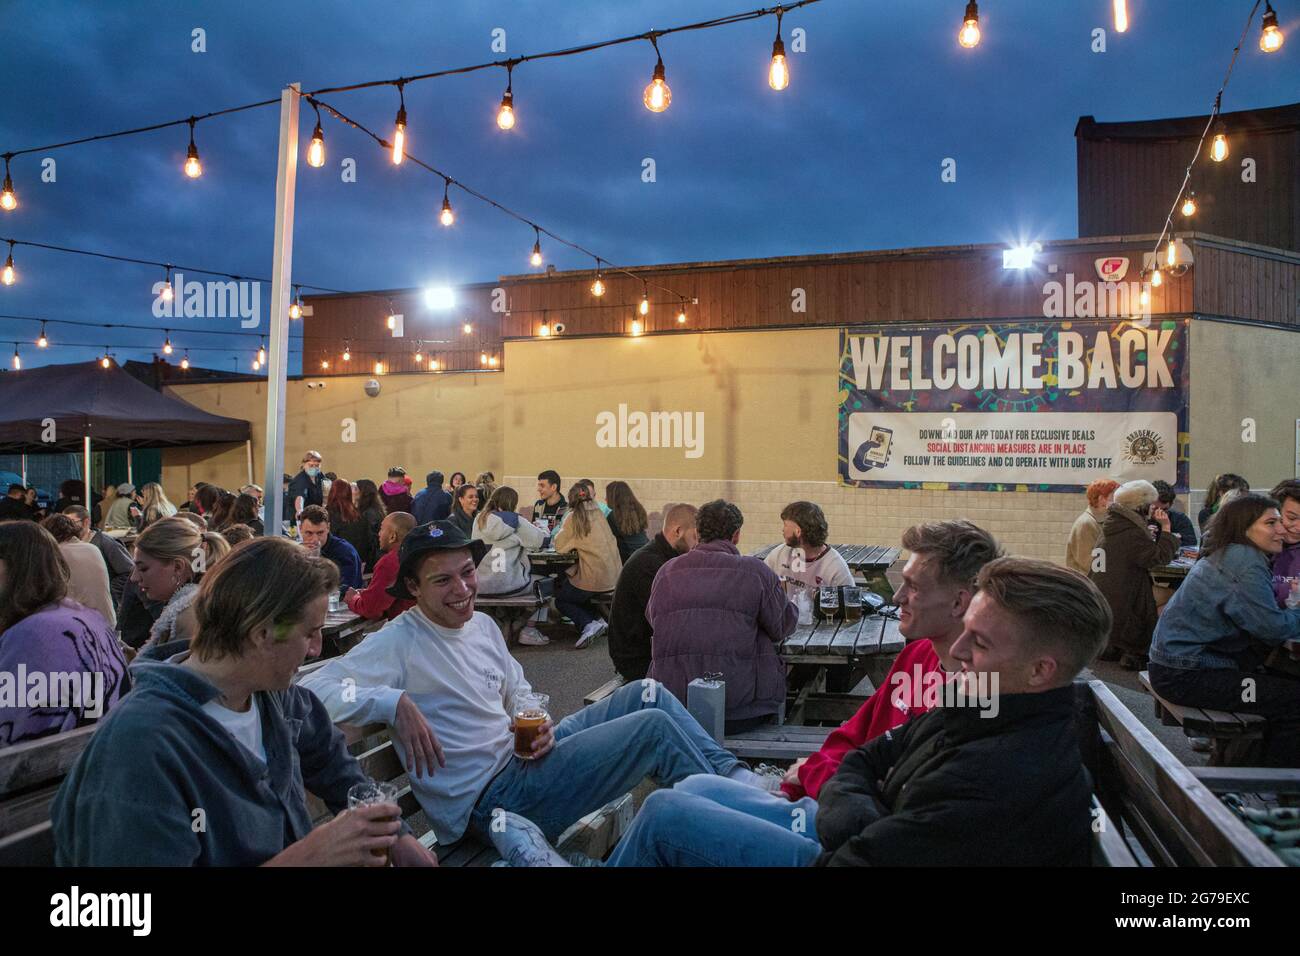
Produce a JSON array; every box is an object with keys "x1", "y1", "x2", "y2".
[{"x1": 0, "y1": 0, "x2": 1294, "y2": 371}]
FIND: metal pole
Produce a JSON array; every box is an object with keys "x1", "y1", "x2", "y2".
[
  {"x1": 82, "y1": 436, "x2": 91, "y2": 511},
  {"x1": 262, "y1": 83, "x2": 299, "y2": 536},
  {"x1": 245, "y1": 439, "x2": 254, "y2": 486},
  {"x1": 20, "y1": 453, "x2": 26, "y2": 487},
  {"x1": 126, "y1": 448, "x2": 133, "y2": 487}
]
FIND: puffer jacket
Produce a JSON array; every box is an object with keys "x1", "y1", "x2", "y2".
[
  {"x1": 472, "y1": 510, "x2": 546, "y2": 595},
  {"x1": 1090, "y1": 503, "x2": 1179, "y2": 655},
  {"x1": 646, "y1": 539, "x2": 797, "y2": 722},
  {"x1": 551, "y1": 501, "x2": 622, "y2": 593}
]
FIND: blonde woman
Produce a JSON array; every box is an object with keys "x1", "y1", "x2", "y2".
[
  {"x1": 552, "y1": 483, "x2": 622, "y2": 648},
  {"x1": 139, "y1": 482, "x2": 178, "y2": 528},
  {"x1": 475, "y1": 471, "x2": 498, "y2": 504},
  {"x1": 133, "y1": 517, "x2": 231, "y2": 660},
  {"x1": 473, "y1": 486, "x2": 546, "y2": 596}
]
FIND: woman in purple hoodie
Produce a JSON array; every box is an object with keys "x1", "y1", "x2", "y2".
[
  {"x1": 379, "y1": 467, "x2": 415, "y2": 514},
  {"x1": 1270, "y1": 480, "x2": 1300, "y2": 608},
  {"x1": 0, "y1": 521, "x2": 129, "y2": 746}
]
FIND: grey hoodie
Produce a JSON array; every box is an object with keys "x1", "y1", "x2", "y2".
[{"x1": 52, "y1": 659, "x2": 371, "y2": 866}]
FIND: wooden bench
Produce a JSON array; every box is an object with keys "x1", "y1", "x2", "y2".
[
  {"x1": 722, "y1": 724, "x2": 833, "y2": 762},
  {"x1": 477, "y1": 584, "x2": 547, "y2": 644},
  {"x1": 1137, "y1": 670, "x2": 1267, "y2": 766},
  {"x1": 0, "y1": 725, "x2": 98, "y2": 865},
  {"x1": 1084, "y1": 679, "x2": 1281, "y2": 866},
  {"x1": 584, "y1": 675, "x2": 626, "y2": 705}
]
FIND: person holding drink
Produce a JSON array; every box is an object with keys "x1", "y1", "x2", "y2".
[
  {"x1": 299, "y1": 519, "x2": 762, "y2": 866},
  {"x1": 51, "y1": 537, "x2": 437, "y2": 866}
]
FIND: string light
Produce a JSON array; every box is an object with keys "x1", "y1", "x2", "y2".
[
  {"x1": 643, "y1": 37, "x2": 672, "y2": 112},
  {"x1": 36, "y1": 322, "x2": 48, "y2": 348},
  {"x1": 162, "y1": 331, "x2": 173, "y2": 355},
  {"x1": 2, "y1": 242, "x2": 15, "y2": 285},
  {"x1": 1210, "y1": 119, "x2": 1228, "y2": 162},
  {"x1": 430, "y1": 357, "x2": 439, "y2": 370},
  {"x1": 1113, "y1": 0, "x2": 1129, "y2": 34},
  {"x1": 677, "y1": 300, "x2": 688, "y2": 324},
  {"x1": 1, "y1": 158, "x2": 16, "y2": 211},
  {"x1": 342, "y1": 341, "x2": 351, "y2": 361},
  {"x1": 639, "y1": 283, "x2": 650, "y2": 316},
  {"x1": 1166, "y1": 237, "x2": 1178, "y2": 267},
  {"x1": 320, "y1": 357, "x2": 329, "y2": 369},
  {"x1": 1139, "y1": 287, "x2": 1151, "y2": 308},
  {"x1": 497, "y1": 63, "x2": 516, "y2": 130},
  {"x1": 480, "y1": 351, "x2": 488, "y2": 365},
  {"x1": 530, "y1": 227, "x2": 543, "y2": 267},
  {"x1": 180, "y1": 351, "x2": 190, "y2": 370},
  {"x1": 387, "y1": 312, "x2": 397, "y2": 330},
  {"x1": 100, "y1": 348, "x2": 111, "y2": 368},
  {"x1": 539, "y1": 319, "x2": 551, "y2": 337},
  {"x1": 374, "y1": 359, "x2": 385, "y2": 375},
  {"x1": 958, "y1": 1, "x2": 981, "y2": 48},
  {"x1": 414, "y1": 342, "x2": 424, "y2": 363},
  {"x1": 1150, "y1": 268, "x2": 1163, "y2": 288},
  {"x1": 1260, "y1": 2, "x2": 1284, "y2": 52},
  {"x1": 631, "y1": 318, "x2": 643, "y2": 336},
  {"x1": 591, "y1": 258, "x2": 606, "y2": 296},
  {"x1": 1181, "y1": 191, "x2": 1197, "y2": 217},
  {"x1": 462, "y1": 322, "x2": 473, "y2": 334},
  {"x1": 257, "y1": 339, "x2": 266, "y2": 364},
  {"x1": 439, "y1": 179, "x2": 455, "y2": 226},
  {"x1": 184, "y1": 118, "x2": 202, "y2": 178},
  {"x1": 769, "y1": 9, "x2": 789, "y2": 91},
  {"x1": 11, "y1": 344, "x2": 20, "y2": 370},
  {"x1": 307, "y1": 100, "x2": 326, "y2": 168},
  {"x1": 488, "y1": 354, "x2": 498, "y2": 367},
  {"x1": 391, "y1": 82, "x2": 407, "y2": 165},
  {"x1": 252, "y1": 357, "x2": 261, "y2": 371},
  {"x1": 289, "y1": 286, "x2": 302, "y2": 319},
  {"x1": 160, "y1": 265, "x2": 174, "y2": 303}
]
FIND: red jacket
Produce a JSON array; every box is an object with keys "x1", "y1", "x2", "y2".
[
  {"x1": 345, "y1": 547, "x2": 414, "y2": 621},
  {"x1": 782, "y1": 638, "x2": 941, "y2": 800}
]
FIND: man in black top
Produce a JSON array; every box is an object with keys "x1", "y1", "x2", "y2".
[
  {"x1": 63, "y1": 505, "x2": 133, "y2": 605},
  {"x1": 286, "y1": 451, "x2": 324, "y2": 522},
  {"x1": 607, "y1": 504, "x2": 698, "y2": 682},
  {"x1": 0, "y1": 483, "x2": 33, "y2": 521},
  {"x1": 1151, "y1": 480, "x2": 1197, "y2": 548},
  {"x1": 531, "y1": 469, "x2": 567, "y2": 523}
]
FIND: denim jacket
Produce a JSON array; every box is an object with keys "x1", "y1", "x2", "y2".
[{"x1": 1150, "y1": 544, "x2": 1300, "y2": 670}]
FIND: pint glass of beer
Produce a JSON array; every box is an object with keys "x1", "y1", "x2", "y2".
[
  {"x1": 347, "y1": 780, "x2": 401, "y2": 865},
  {"x1": 512, "y1": 691, "x2": 551, "y2": 760}
]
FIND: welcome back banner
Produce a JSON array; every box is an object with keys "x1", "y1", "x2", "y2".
[{"x1": 838, "y1": 319, "x2": 1190, "y2": 492}]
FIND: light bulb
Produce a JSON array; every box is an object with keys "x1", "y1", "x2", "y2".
[
  {"x1": 0, "y1": 174, "x2": 16, "y2": 211},
  {"x1": 530, "y1": 240, "x2": 543, "y2": 267},
  {"x1": 252, "y1": 358, "x2": 261, "y2": 371},
  {"x1": 639, "y1": 294, "x2": 649, "y2": 316},
  {"x1": 1166, "y1": 239, "x2": 1178, "y2": 267},
  {"x1": 591, "y1": 276, "x2": 605, "y2": 296},
  {"x1": 1181, "y1": 193, "x2": 1197, "y2": 217},
  {"x1": 769, "y1": 38, "x2": 789, "y2": 91},
  {"x1": 2, "y1": 256, "x2": 14, "y2": 286},
  {"x1": 307, "y1": 123, "x2": 325, "y2": 167},
  {"x1": 392, "y1": 106, "x2": 407, "y2": 165},
  {"x1": 630, "y1": 319, "x2": 643, "y2": 336},
  {"x1": 374, "y1": 361, "x2": 384, "y2": 375},
  {"x1": 342, "y1": 348, "x2": 351, "y2": 361},
  {"x1": 37, "y1": 327, "x2": 48, "y2": 348},
  {"x1": 539, "y1": 323, "x2": 550, "y2": 337},
  {"x1": 1150, "y1": 268, "x2": 1163, "y2": 288},
  {"x1": 430, "y1": 358, "x2": 439, "y2": 370},
  {"x1": 161, "y1": 281, "x2": 174, "y2": 303},
  {"x1": 414, "y1": 351, "x2": 423, "y2": 364},
  {"x1": 440, "y1": 196, "x2": 454, "y2": 226},
  {"x1": 463, "y1": 323, "x2": 473, "y2": 334},
  {"x1": 1261, "y1": 6, "x2": 1284, "y2": 52},
  {"x1": 1113, "y1": 0, "x2": 1129, "y2": 33},
  {"x1": 320, "y1": 359, "x2": 329, "y2": 369},
  {"x1": 677, "y1": 307, "x2": 687, "y2": 324},
  {"x1": 181, "y1": 355, "x2": 190, "y2": 369},
  {"x1": 387, "y1": 314, "x2": 397, "y2": 330},
  {"x1": 289, "y1": 299, "x2": 302, "y2": 320},
  {"x1": 643, "y1": 61, "x2": 671, "y2": 112},
  {"x1": 101, "y1": 355, "x2": 110, "y2": 368},
  {"x1": 1211, "y1": 131, "x2": 1228, "y2": 162},
  {"x1": 12, "y1": 349, "x2": 20, "y2": 370},
  {"x1": 958, "y1": 1, "x2": 981, "y2": 48},
  {"x1": 184, "y1": 142, "x2": 202, "y2": 178},
  {"x1": 488, "y1": 355, "x2": 498, "y2": 367},
  {"x1": 497, "y1": 91, "x2": 515, "y2": 130},
  {"x1": 163, "y1": 337, "x2": 173, "y2": 355},
  {"x1": 1139, "y1": 288, "x2": 1151, "y2": 308},
  {"x1": 480, "y1": 352, "x2": 488, "y2": 365},
  {"x1": 257, "y1": 345, "x2": 266, "y2": 364}
]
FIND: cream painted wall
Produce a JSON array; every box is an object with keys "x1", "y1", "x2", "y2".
[
  {"x1": 161, "y1": 372, "x2": 504, "y2": 502},
  {"x1": 1189, "y1": 321, "x2": 1300, "y2": 507}
]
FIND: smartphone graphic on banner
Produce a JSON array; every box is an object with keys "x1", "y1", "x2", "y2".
[{"x1": 863, "y1": 426, "x2": 893, "y2": 466}]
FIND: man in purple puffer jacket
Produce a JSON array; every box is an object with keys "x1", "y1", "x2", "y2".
[
  {"x1": 1270, "y1": 480, "x2": 1300, "y2": 607},
  {"x1": 648, "y1": 499, "x2": 797, "y2": 734}
]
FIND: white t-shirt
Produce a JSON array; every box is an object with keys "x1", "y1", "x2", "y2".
[
  {"x1": 201, "y1": 696, "x2": 267, "y2": 763},
  {"x1": 298, "y1": 608, "x2": 529, "y2": 845},
  {"x1": 764, "y1": 543, "x2": 854, "y2": 598}
]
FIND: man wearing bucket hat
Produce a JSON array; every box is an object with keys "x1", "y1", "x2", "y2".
[
  {"x1": 299, "y1": 519, "x2": 759, "y2": 863},
  {"x1": 1090, "y1": 479, "x2": 1181, "y2": 670}
]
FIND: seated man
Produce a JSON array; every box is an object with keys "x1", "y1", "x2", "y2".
[
  {"x1": 298, "y1": 503, "x2": 363, "y2": 590},
  {"x1": 607, "y1": 503, "x2": 699, "y2": 683},
  {"x1": 52, "y1": 538, "x2": 437, "y2": 866},
  {"x1": 531, "y1": 469, "x2": 567, "y2": 525},
  {"x1": 298, "y1": 519, "x2": 761, "y2": 859},
  {"x1": 647, "y1": 499, "x2": 796, "y2": 734},
  {"x1": 763, "y1": 500, "x2": 854, "y2": 601},
  {"x1": 345, "y1": 511, "x2": 417, "y2": 621},
  {"x1": 518, "y1": 556, "x2": 1107, "y2": 866},
  {"x1": 783, "y1": 519, "x2": 1002, "y2": 800},
  {"x1": 63, "y1": 504, "x2": 134, "y2": 607}
]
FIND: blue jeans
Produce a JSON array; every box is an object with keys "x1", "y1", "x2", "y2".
[
  {"x1": 554, "y1": 578, "x2": 600, "y2": 631},
  {"x1": 469, "y1": 680, "x2": 743, "y2": 843},
  {"x1": 606, "y1": 775, "x2": 823, "y2": 867}
]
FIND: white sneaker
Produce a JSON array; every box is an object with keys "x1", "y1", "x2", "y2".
[
  {"x1": 518, "y1": 626, "x2": 550, "y2": 646},
  {"x1": 575, "y1": 620, "x2": 608, "y2": 648}
]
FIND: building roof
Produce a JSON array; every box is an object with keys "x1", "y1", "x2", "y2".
[{"x1": 1076, "y1": 101, "x2": 1300, "y2": 142}]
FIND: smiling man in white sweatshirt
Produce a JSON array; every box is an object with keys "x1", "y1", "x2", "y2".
[{"x1": 299, "y1": 519, "x2": 758, "y2": 861}]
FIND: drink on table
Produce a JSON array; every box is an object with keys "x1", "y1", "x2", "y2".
[
  {"x1": 347, "y1": 780, "x2": 401, "y2": 865},
  {"x1": 842, "y1": 586, "x2": 863, "y2": 621},
  {"x1": 512, "y1": 691, "x2": 551, "y2": 760},
  {"x1": 816, "y1": 585, "x2": 840, "y2": 621}
]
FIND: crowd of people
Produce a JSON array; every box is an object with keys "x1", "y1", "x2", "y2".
[{"x1": 1, "y1": 453, "x2": 1297, "y2": 866}]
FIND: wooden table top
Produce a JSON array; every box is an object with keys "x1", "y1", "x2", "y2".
[
  {"x1": 780, "y1": 613, "x2": 905, "y2": 663},
  {"x1": 752, "y1": 542, "x2": 900, "y2": 570}
]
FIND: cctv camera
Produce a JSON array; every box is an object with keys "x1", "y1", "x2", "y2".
[
  {"x1": 553, "y1": 322, "x2": 566, "y2": 334},
  {"x1": 364, "y1": 379, "x2": 381, "y2": 397}
]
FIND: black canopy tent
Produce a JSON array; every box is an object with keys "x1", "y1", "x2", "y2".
[{"x1": 0, "y1": 360, "x2": 250, "y2": 492}]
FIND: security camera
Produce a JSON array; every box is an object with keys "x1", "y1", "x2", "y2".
[
  {"x1": 553, "y1": 322, "x2": 566, "y2": 334},
  {"x1": 305, "y1": 381, "x2": 327, "y2": 390},
  {"x1": 364, "y1": 379, "x2": 381, "y2": 397}
]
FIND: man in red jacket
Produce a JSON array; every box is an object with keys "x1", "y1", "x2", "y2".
[
  {"x1": 781, "y1": 519, "x2": 1003, "y2": 800},
  {"x1": 344, "y1": 511, "x2": 417, "y2": 621}
]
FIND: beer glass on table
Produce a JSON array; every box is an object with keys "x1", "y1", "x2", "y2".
[
  {"x1": 347, "y1": 780, "x2": 401, "y2": 865},
  {"x1": 512, "y1": 691, "x2": 551, "y2": 760}
]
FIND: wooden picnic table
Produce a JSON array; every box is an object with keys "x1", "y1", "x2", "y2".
[
  {"x1": 316, "y1": 607, "x2": 382, "y2": 659},
  {"x1": 528, "y1": 548, "x2": 578, "y2": 574},
  {"x1": 752, "y1": 542, "x2": 900, "y2": 573}
]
